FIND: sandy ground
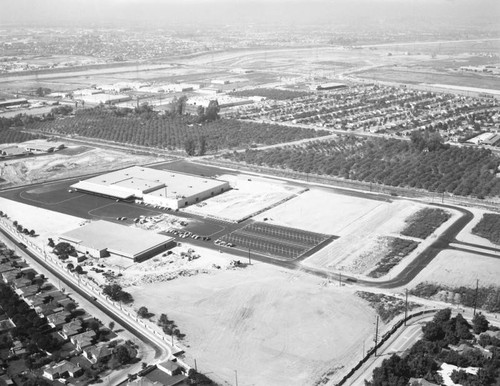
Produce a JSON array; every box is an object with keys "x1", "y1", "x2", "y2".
[
  {"x1": 127, "y1": 262, "x2": 377, "y2": 386},
  {"x1": 0, "y1": 196, "x2": 84, "y2": 245},
  {"x1": 0, "y1": 146, "x2": 160, "y2": 187},
  {"x1": 183, "y1": 174, "x2": 303, "y2": 222},
  {"x1": 254, "y1": 189, "x2": 431, "y2": 276},
  {"x1": 406, "y1": 249, "x2": 500, "y2": 288}
]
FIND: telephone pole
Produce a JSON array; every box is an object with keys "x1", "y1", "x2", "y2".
[
  {"x1": 374, "y1": 316, "x2": 380, "y2": 356},
  {"x1": 473, "y1": 279, "x2": 479, "y2": 316},
  {"x1": 248, "y1": 248, "x2": 251, "y2": 265},
  {"x1": 404, "y1": 288, "x2": 409, "y2": 325}
]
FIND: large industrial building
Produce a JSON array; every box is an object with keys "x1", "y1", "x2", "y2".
[
  {"x1": 71, "y1": 166, "x2": 230, "y2": 209},
  {"x1": 59, "y1": 220, "x2": 175, "y2": 262}
]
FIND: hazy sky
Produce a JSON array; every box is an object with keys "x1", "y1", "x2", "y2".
[{"x1": 1, "y1": 0, "x2": 498, "y2": 28}]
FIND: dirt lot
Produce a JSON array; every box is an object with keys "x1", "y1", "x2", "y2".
[
  {"x1": 406, "y1": 249, "x2": 500, "y2": 288},
  {"x1": 254, "y1": 189, "x2": 431, "y2": 276},
  {"x1": 0, "y1": 146, "x2": 160, "y2": 187},
  {"x1": 127, "y1": 262, "x2": 377, "y2": 386},
  {"x1": 183, "y1": 174, "x2": 304, "y2": 222}
]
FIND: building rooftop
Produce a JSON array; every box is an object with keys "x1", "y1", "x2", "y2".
[
  {"x1": 59, "y1": 220, "x2": 173, "y2": 259},
  {"x1": 72, "y1": 166, "x2": 228, "y2": 200}
]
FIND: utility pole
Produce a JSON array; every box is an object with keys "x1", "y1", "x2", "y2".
[
  {"x1": 194, "y1": 359, "x2": 197, "y2": 372},
  {"x1": 473, "y1": 279, "x2": 479, "y2": 316},
  {"x1": 234, "y1": 370, "x2": 238, "y2": 386},
  {"x1": 248, "y1": 248, "x2": 251, "y2": 265},
  {"x1": 374, "y1": 316, "x2": 379, "y2": 356},
  {"x1": 404, "y1": 288, "x2": 409, "y2": 325},
  {"x1": 339, "y1": 273, "x2": 342, "y2": 287}
]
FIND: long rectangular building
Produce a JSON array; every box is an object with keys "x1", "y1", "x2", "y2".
[
  {"x1": 71, "y1": 166, "x2": 230, "y2": 209},
  {"x1": 59, "y1": 220, "x2": 175, "y2": 262}
]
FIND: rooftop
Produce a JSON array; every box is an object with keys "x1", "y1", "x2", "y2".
[
  {"x1": 59, "y1": 220, "x2": 173, "y2": 258},
  {"x1": 72, "y1": 166, "x2": 228, "y2": 200}
]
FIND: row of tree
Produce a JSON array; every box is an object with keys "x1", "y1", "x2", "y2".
[
  {"x1": 25, "y1": 105, "x2": 328, "y2": 154},
  {"x1": 223, "y1": 135, "x2": 500, "y2": 198},
  {"x1": 367, "y1": 309, "x2": 500, "y2": 386}
]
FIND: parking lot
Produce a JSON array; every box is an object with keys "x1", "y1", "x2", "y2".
[{"x1": 218, "y1": 222, "x2": 333, "y2": 260}]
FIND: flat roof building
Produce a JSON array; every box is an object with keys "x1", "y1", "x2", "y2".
[
  {"x1": 59, "y1": 220, "x2": 175, "y2": 262},
  {"x1": 71, "y1": 166, "x2": 230, "y2": 209}
]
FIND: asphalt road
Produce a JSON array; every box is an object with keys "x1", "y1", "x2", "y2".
[{"x1": 0, "y1": 158, "x2": 482, "y2": 290}]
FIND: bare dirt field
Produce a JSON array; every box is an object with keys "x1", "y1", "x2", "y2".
[
  {"x1": 0, "y1": 146, "x2": 160, "y2": 187},
  {"x1": 406, "y1": 249, "x2": 500, "y2": 288},
  {"x1": 183, "y1": 174, "x2": 304, "y2": 222},
  {"x1": 253, "y1": 189, "x2": 440, "y2": 276},
  {"x1": 127, "y1": 262, "x2": 377, "y2": 386}
]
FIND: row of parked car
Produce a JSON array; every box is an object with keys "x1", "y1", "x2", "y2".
[
  {"x1": 166, "y1": 228, "x2": 211, "y2": 241},
  {"x1": 214, "y1": 239, "x2": 235, "y2": 247}
]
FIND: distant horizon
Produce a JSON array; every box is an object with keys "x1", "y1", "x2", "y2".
[{"x1": 1, "y1": 0, "x2": 498, "y2": 28}]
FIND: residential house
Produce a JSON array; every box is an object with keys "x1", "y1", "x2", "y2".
[
  {"x1": 1, "y1": 270, "x2": 20, "y2": 284},
  {"x1": 11, "y1": 277, "x2": 31, "y2": 290},
  {"x1": 0, "y1": 263, "x2": 15, "y2": 275},
  {"x1": 157, "y1": 360, "x2": 182, "y2": 376},
  {"x1": 83, "y1": 344, "x2": 112, "y2": 364},
  {"x1": 42, "y1": 360, "x2": 83, "y2": 381},
  {"x1": 60, "y1": 320, "x2": 82, "y2": 340},
  {"x1": 70, "y1": 330, "x2": 95, "y2": 351},
  {"x1": 47, "y1": 310, "x2": 71, "y2": 328},
  {"x1": 16, "y1": 284, "x2": 39, "y2": 300}
]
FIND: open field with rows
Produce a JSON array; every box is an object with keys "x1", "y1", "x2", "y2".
[
  {"x1": 222, "y1": 136, "x2": 500, "y2": 198},
  {"x1": 219, "y1": 221, "x2": 333, "y2": 260},
  {"x1": 23, "y1": 108, "x2": 329, "y2": 153}
]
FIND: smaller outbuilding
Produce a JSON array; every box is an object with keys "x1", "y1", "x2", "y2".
[{"x1": 59, "y1": 220, "x2": 175, "y2": 262}]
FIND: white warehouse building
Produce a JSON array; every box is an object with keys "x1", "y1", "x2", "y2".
[{"x1": 71, "y1": 166, "x2": 230, "y2": 209}]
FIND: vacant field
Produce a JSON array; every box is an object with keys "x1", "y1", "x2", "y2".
[
  {"x1": 0, "y1": 197, "x2": 83, "y2": 248},
  {"x1": 183, "y1": 174, "x2": 303, "y2": 222},
  {"x1": 471, "y1": 213, "x2": 500, "y2": 245},
  {"x1": 0, "y1": 146, "x2": 160, "y2": 187},
  {"x1": 357, "y1": 66, "x2": 500, "y2": 90},
  {"x1": 127, "y1": 263, "x2": 378, "y2": 386},
  {"x1": 456, "y1": 208, "x2": 500, "y2": 248},
  {"x1": 220, "y1": 221, "x2": 332, "y2": 260},
  {"x1": 255, "y1": 189, "x2": 427, "y2": 276},
  {"x1": 406, "y1": 249, "x2": 500, "y2": 288}
]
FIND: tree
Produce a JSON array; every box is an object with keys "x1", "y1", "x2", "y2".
[
  {"x1": 137, "y1": 306, "x2": 150, "y2": 318},
  {"x1": 472, "y1": 313, "x2": 489, "y2": 334},
  {"x1": 422, "y1": 322, "x2": 445, "y2": 342},
  {"x1": 113, "y1": 344, "x2": 132, "y2": 365},
  {"x1": 74, "y1": 265, "x2": 83, "y2": 275},
  {"x1": 64, "y1": 302, "x2": 77, "y2": 313},
  {"x1": 434, "y1": 308, "x2": 451, "y2": 324},
  {"x1": 108, "y1": 321, "x2": 115, "y2": 331},
  {"x1": 66, "y1": 263, "x2": 74, "y2": 271},
  {"x1": 48, "y1": 238, "x2": 55, "y2": 248},
  {"x1": 198, "y1": 136, "x2": 207, "y2": 156},
  {"x1": 184, "y1": 138, "x2": 196, "y2": 156},
  {"x1": 205, "y1": 100, "x2": 220, "y2": 122},
  {"x1": 53, "y1": 242, "x2": 75, "y2": 256}
]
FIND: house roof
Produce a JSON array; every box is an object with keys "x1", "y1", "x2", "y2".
[
  {"x1": 85, "y1": 344, "x2": 112, "y2": 360},
  {"x1": 47, "y1": 311, "x2": 70, "y2": 325},
  {"x1": 62, "y1": 320, "x2": 82, "y2": 336},
  {"x1": 43, "y1": 360, "x2": 80, "y2": 376}
]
